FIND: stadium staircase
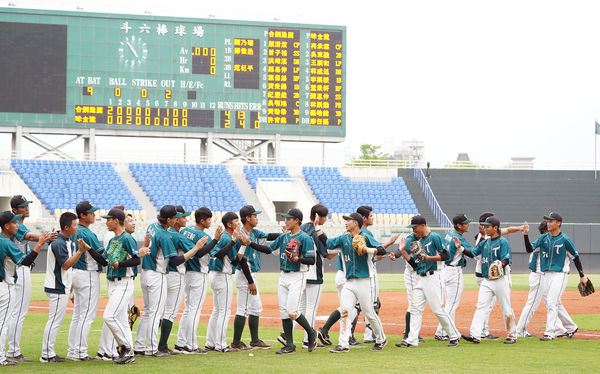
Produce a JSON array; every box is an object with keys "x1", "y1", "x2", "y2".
[
  {"x1": 396, "y1": 168, "x2": 438, "y2": 226},
  {"x1": 227, "y1": 165, "x2": 267, "y2": 219},
  {"x1": 114, "y1": 162, "x2": 158, "y2": 217}
]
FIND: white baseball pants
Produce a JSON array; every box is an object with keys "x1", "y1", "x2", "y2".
[
  {"x1": 543, "y1": 272, "x2": 577, "y2": 338},
  {"x1": 0, "y1": 283, "x2": 12, "y2": 363},
  {"x1": 6, "y1": 265, "x2": 31, "y2": 358},
  {"x1": 278, "y1": 271, "x2": 306, "y2": 320},
  {"x1": 470, "y1": 276, "x2": 516, "y2": 339},
  {"x1": 339, "y1": 278, "x2": 385, "y2": 349},
  {"x1": 206, "y1": 271, "x2": 232, "y2": 351},
  {"x1": 297, "y1": 282, "x2": 323, "y2": 341},
  {"x1": 67, "y1": 269, "x2": 100, "y2": 359},
  {"x1": 134, "y1": 270, "x2": 167, "y2": 354},
  {"x1": 176, "y1": 271, "x2": 208, "y2": 350},
  {"x1": 163, "y1": 272, "x2": 185, "y2": 322},
  {"x1": 41, "y1": 292, "x2": 68, "y2": 359},
  {"x1": 104, "y1": 277, "x2": 135, "y2": 350},
  {"x1": 435, "y1": 266, "x2": 464, "y2": 338},
  {"x1": 235, "y1": 269, "x2": 262, "y2": 317}
]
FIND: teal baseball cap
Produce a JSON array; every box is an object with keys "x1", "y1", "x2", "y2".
[
  {"x1": 407, "y1": 215, "x2": 426, "y2": 228},
  {"x1": 452, "y1": 214, "x2": 473, "y2": 226},
  {"x1": 160, "y1": 205, "x2": 184, "y2": 219},
  {"x1": 0, "y1": 211, "x2": 22, "y2": 227},
  {"x1": 10, "y1": 195, "x2": 32, "y2": 208},
  {"x1": 480, "y1": 216, "x2": 500, "y2": 227},
  {"x1": 76, "y1": 201, "x2": 99, "y2": 215},
  {"x1": 175, "y1": 205, "x2": 191, "y2": 217}
]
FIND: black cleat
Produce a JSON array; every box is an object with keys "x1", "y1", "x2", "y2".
[
  {"x1": 348, "y1": 335, "x2": 361, "y2": 346},
  {"x1": 275, "y1": 345, "x2": 296, "y2": 355},
  {"x1": 40, "y1": 356, "x2": 65, "y2": 363},
  {"x1": 250, "y1": 340, "x2": 272, "y2": 350},
  {"x1": 434, "y1": 335, "x2": 449, "y2": 341},
  {"x1": 565, "y1": 328, "x2": 578, "y2": 339},
  {"x1": 230, "y1": 342, "x2": 252, "y2": 351},
  {"x1": 371, "y1": 340, "x2": 387, "y2": 351},
  {"x1": 277, "y1": 332, "x2": 287, "y2": 346},
  {"x1": 329, "y1": 345, "x2": 349, "y2": 353},
  {"x1": 540, "y1": 335, "x2": 554, "y2": 341},
  {"x1": 481, "y1": 333, "x2": 499, "y2": 340},
  {"x1": 461, "y1": 334, "x2": 480, "y2": 344},
  {"x1": 418, "y1": 336, "x2": 425, "y2": 343},
  {"x1": 317, "y1": 327, "x2": 332, "y2": 346},
  {"x1": 307, "y1": 329, "x2": 318, "y2": 352},
  {"x1": 395, "y1": 340, "x2": 415, "y2": 348},
  {"x1": 114, "y1": 349, "x2": 135, "y2": 365},
  {"x1": 503, "y1": 338, "x2": 517, "y2": 344},
  {"x1": 447, "y1": 339, "x2": 459, "y2": 347},
  {"x1": 363, "y1": 339, "x2": 375, "y2": 344}
]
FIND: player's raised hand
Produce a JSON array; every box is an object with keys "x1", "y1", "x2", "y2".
[
  {"x1": 390, "y1": 233, "x2": 401, "y2": 243},
  {"x1": 139, "y1": 247, "x2": 150, "y2": 258},
  {"x1": 49, "y1": 228, "x2": 58, "y2": 241},
  {"x1": 77, "y1": 238, "x2": 90, "y2": 252},
  {"x1": 214, "y1": 226, "x2": 224, "y2": 241},
  {"x1": 198, "y1": 236, "x2": 208, "y2": 247},
  {"x1": 38, "y1": 231, "x2": 51, "y2": 244},
  {"x1": 241, "y1": 232, "x2": 251, "y2": 245},
  {"x1": 143, "y1": 233, "x2": 151, "y2": 248},
  {"x1": 389, "y1": 252, "x2": 396, "y2": 261},
  {"x1": 521, "y1": 221, "x2": 530, "y2": 235},
  {"x1": 453, "y1": 236, "x2": 463, "y2": 251}
]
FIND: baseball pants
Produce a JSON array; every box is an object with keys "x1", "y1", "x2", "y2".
[
  {"x1": 206, "y1": 271, "x2": 232, "y2": 351},
  {"x1": 407, "y1": 271, "x2": 459, "y2": 346},
  {"x1": 339, "y1": 278, "x2": 385, "y2": 349},
  {"x1": 0, "y1": 283, "x2": 12, "y2": 363},
  {"x1": 104, "y1": 277, "x2": 135, "y2": 350},
  {"x1": 475, "y1": 275, "x2": 495, "y2": 336},
  {"x1": 470, "y1": 276, "x2": 516, "y2": 339},
  {"x1": 363, "y1": 273, "x2": 380, "y2": 341},
  {"x1": 42, "y1": 292, "x2": 68, "y2": 359},
  {"x1": 297, "y1": 282, "x2": 322, "y2": 341},
  {"x1": 435, "y1": 266, "x2": 464, "y2": 338},
  {"x1": 278, "y1": 271, "x2": 306, "y2": 320},
  {"x1": 163, "y1": 272, "x2": 185, "y2": 322},
  {"x1": 67, "y1": 269, "x2": 100, "y2": 359},
  {"x1": 516, "y1": 271, "x2": 565, "y2": 337},
  {"x1": 235, "y1": 269, "x2": 262, "y2": 317},
  {"x1": 6, "y1": 265, "x2": 30, "y2": 358},
  {"x1": 335, "y1": 270, "x2": 357, "y2": 324},
  {"x1": 177, "y1": 271, "x2": 208, "y2": 350},
  {"x1": 543, "y1": 272, "x2": 577, "y2": 338},
  {"x1": 404, "y1": 265, "x2": 416, "y2": 309},
  {"x1": 134, "y1": 270, "x2": 167, "y2": 354}
]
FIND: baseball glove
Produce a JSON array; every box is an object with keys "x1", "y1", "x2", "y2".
[
  {"x1": 285, "y1": 238, "x2": 301, "y2": 261},
  {"x1": 352, "y1": 234, "x2": 367, "y2": 255},
  {"x1": 106, "y1": 240, "x2": 127, "y2": 264},
  {"x1": 409, "y1": 240, "x2": 427, "y2": 263},
  {"x1": 488, "y1": 260, "x2": 504, "y2": 280},
  {"x1": 578, "y1": 279, "x2": 595, "y2": 297},
  {"x1": 128, "y1": 305, "x2": 140, "y2": 330}
]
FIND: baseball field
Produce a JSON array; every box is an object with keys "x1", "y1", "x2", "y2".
[{"x1": 12, "y1": 272, "x2": 600, "y2": 373}]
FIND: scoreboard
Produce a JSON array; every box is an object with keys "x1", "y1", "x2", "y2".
[{"x1": 0, "y1": 8, "x2": 345, "y2": 139}]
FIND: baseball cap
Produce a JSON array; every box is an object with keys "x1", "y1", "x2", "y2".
[
  {"x1": 543, "y1": 212, "x2": 563, "y2": 222},
  {"x1": 175, "y1": 205, "x2": 191, "y2": 217},
  {"x1": 356, "y1": 205, "x2": 373, "y2": 218},
  {"x1": 478, "y1": 212, "x2": 494, "y2": 223},
  {"x1": 480, "y1": 216, "x2": 500, "y2": 227},
  {"x1": 282, "y1": 208, "x2": 303, "y2": 222},
  {"x1": 102, "y1": 208, "x2": 126, "y2": 222},
  {"x1": 407, "y1": 215, "x2": 427, "y2": 228},
  {"x1": 452, "y1": 214, "x2": 473, "y2": 226},
  {"x1": 240, "y1": 205, "x2": 261, "y2": 219},
  {"x1": 0, "y1": 211, "x2": 22, "y2": 227},
  {"x1": 159, "y1": 205, "x2": 184, "y2": 219},
  {"x1": 10, "y1": 195, "x2": 32, "y2": 209},
  {"x1": 342, "y1": 212, "x2": 364, "y2": 227},
  {"x1": 76, "y1": 201, "x2": 99, "y2": 215}
]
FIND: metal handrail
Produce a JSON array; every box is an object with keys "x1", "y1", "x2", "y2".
[{"x1": 413, "y1": 166, "x2": 452, "y2": 228}]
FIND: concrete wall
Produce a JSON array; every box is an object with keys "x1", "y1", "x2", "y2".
[{"x1": 0, "y1": 172, "x2": 45, "y2": 220}]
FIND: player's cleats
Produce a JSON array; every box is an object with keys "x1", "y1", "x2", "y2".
[
  {"x1": 370, "y1": 340, "x2": 387, "y2": 351},
  {"x1": 481, "y1": 334, "x2": 499, "y2": 340},
  {"x1": 173, "y1": 345, "x2": 193, "y2": 354},
  {"x1": 540, "y1": 335, "x2": 554, "y2": 341},
  {"x1": 40, "y1": 355, "x2": 65, "y2": 363},
  {"x1": 191, "y1": 348, "x2": 208, "y2": 354},
  {"x1": 158, "y1": 347, "x2": 176, "y2": 355},
  {"x1": 317, "y1": 327, "x2": 332, "y2": 346},
  {"x1": 204, "y1": 345, "x2": 215, "y2": 351},
  {"x1": 231, "y1": 342, "x2": 252, "y2": 351},
  {"x1": 275, "y1": 345, "x2": 296, "y2": 355},
  {"x1": 524, "y1": 332, "x2": 535, "y2": 338},
  {"x1": 503, "y1": 338, "x2": 517, "y2": 344},
  {"x1": 363, "y1": 339, "x2": 375, "y2": 344},
  {"x1": 0, "y1": 360, "x2": 16, "y2": 366},
  {"x1": 250, "y1": 340, "x2": 272, "y2": 349},
  {"x1": 329, "y1": 345, "x2": 349, "y2": 353},
  {"x1": 418, "y1": 336, "x2": 425, "y2": 343},
  {"x1": 133, "y1": 350, "x2": 145, "y2": 356},
  {"x1": 151, "y1": 350, "x2": 170, "y2": 357},
  {"x1": 395, "y1": 340, "x2": 415, "y2": 348},
  {"x1": 447, "y1": 339, "x2": 459, "y2": 347},
  {"x1": 565, "y1": 328, "x2": 578, "y2": 339},
  {"x1": 307, "y1": 329, "x2": 318, "y2": 352},
  {"x1": 6, "y1": 354, "x2": 33, "y2": 363},
  {"x1": 348, "y1": 335, "x2": 361, "y2": 346},
  {"x1": 434, "y1": 335, "x2": 449, "y2": 341},
  {"x1": 277, "y1": 332, "x2": 287, "y2": 346},
  {"x1": 219, "y1": 346, "x2": 239, "y2": 353},
  {"x1": 114, "y1": 349, "x2": 135, "y2": 365},
  {"x1": 556, "y1": 332, "x2": 568, "y2": 338},
  {"x1": 461, "y1": 334, "x2": 480, "y2": 344}
]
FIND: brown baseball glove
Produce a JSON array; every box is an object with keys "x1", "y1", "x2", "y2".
[
  {"x1": 352, "y1": 234, "x2": 367, "y2": 255},
  {"x1": 285, "y1": 238, "x2": 301, "y2": 261},
  {"x1": 578, "y1": 278, "x2": 595, "y2": 297},
  {"x1": 488, "y1": 260, "x2": 504, "y2": 280}
]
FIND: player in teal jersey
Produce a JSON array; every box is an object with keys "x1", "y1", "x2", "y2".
[
  {"x1": 174, "y1": 207, "x2": 223, "y2": 354},
  {"x1": 525, "y1": 212, "x2": 588, "y2": 340},
  {"x1": 0, "y1": 211, "x2": 51, "y2": 366},
  {"x1": 393, "y1": 215, "x2": 459, "y2": 348}
]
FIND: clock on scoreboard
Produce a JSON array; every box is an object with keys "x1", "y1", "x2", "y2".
[{"x1": 0, "y1": 8, "x2": 345, "y2": 138}]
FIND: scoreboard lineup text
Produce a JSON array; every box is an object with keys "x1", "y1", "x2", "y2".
[{"x1": 0, "y1": 8, "x2": 346, "y2": 138}]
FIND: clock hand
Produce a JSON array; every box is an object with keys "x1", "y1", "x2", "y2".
[{"x1": 126, "y1": 41, "x2": 139, "y2": 58}]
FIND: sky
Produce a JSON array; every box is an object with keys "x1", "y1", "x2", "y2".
[{"x1": 2, "y1": 0, "x2": 600, "y2": 168}]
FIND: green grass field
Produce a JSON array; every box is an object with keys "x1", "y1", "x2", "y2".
[
  {"x1": 27, "y1": 272, "x2": 592, "y2": 301},
  {"x1": 6, "y1": 313, "x2": 599, "y2": 373}
]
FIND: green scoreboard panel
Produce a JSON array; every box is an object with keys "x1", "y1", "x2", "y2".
[{"x1": 0, "y1": 8, "x2": 345, "y2": 138}]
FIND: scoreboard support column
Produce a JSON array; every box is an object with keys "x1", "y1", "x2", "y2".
[
  {"x1": 11, "y1": 126, "x2": 22, "y2": 158},
  {"x1": 83, "y1": 128, "x2": 96, "y2": 161}
]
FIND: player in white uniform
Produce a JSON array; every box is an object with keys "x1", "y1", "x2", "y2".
[
  {"x1": 41, "y1": 212, "x2": 90, "y2": 362},
  {"x1": 461, "y1": 216, "x2": 517, "y2": 344},
  {"x1": 6, "y1": 195, "x2": 56, "y2": 363}
]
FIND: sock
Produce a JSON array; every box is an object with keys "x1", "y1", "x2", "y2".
[
  {"x1": 282, "y1": 319, "x2": 294, "y2": 348},
  {"x1": 158, "y1": 319, "x2": 173, "y2": 349},
  {"x1": 322, "y1": 310, "x2": 341, "y2": 333},
  {"x1": 404, "y1": 312, "x2": 411, "y2": 339},
  {"x1": 232, "y1": 315, "x2": 247, "y2": 345},
  {"x1": 248, "y1": 314, "x2": 260, "y2": 342},
  {"x1": 295, "y1": 314, "x2": 314, "y2": 337}
]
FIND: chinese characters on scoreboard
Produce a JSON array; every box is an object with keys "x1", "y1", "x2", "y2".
[
  {"x1": 233, "y1": 38, "x2": 260, "y2": 89},
  {"x1": 266, "y1": 29, "x2": 300, "y2": 125},
  {"x1": 309, "y1": 31, "x2": 343, "y2": 126}
]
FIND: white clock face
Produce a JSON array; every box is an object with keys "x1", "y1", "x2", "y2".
[{"x1": 118, "y1": 35, "x2": 148, "y2": 69}]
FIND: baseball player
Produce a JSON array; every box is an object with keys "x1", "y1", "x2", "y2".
[
  {"x1": 134, "y1": 205, "x2": 182, "y2": 357},
  {"x1": 41, "y1": 212, "x2": 90, "y2": 362},
  {"x1": 351, "y1": 206, "x2": 399, "y2": 344},
  {"x1": 66, "y1": 201, "x2": 105, "y2": 361},
  {"x1": 394, "y1": 215, "x2": 460, "y2": 348},
  {"x1": 0, "y1": 211, "x2": 50, "y2": 366},
  {"x1": 461, "y1": 216, "x2": 518, "y2": 344},
  {"x1": 529, "y1": 212, "x2": 588, "y2": 341},
  {"x1": 6, "y1": 195, "x2": 56, "y2": 363},
  {"x1": 324, "y1": 213, "x2": 388, "y2": 353},
  {"x1": 174, "y1": 207, "x2": 223, "y2": 354},
  {"x1": 434, "y1": 214, "x2": 473, "y2": 341},
  {"x1": 516, "y1": 221, "x2": 566, "y2": 338},
  {"x1": 158, "y1": 206, "x2": 210, "y2": 354},
  {"x1": 230, "y1": 205, "x2": 279, "y2": 350},
  {"x1": 205, "y1": 212, "x2": 254, "y2": 353}
]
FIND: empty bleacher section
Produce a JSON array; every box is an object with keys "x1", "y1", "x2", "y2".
[
  {"x1": 425, "y1": 169, "x2": 600, "y2": 223},
  {"x1": 11, "y1": 159, "x2": 141, "y2": 215},
  {"x1": 243, "y1": 165, "x2": 291, "y2": 189},
  {"x1": 303, "y1": 166, "x2": 418, "y2": 223},
  {"x1": 129, "y1": 163, "x2": 246, "y2": 213}
]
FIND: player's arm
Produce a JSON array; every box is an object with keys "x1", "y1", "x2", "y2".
[
  {"x1": 297, "y1": 237, "x2": 316, "y2": 265},
  {"x1": 454, "y1": 236, "x2": 476, "y2": 258},
  {"x1": 88, "y1": 245, "x2": 108, "y2": 266},
  {"x1": 564, "y1": 237, "x2": 587, "y2": 283},
  {"x1": 500, "y1": 224, "x2": 524, "y2": 236},
  {"x1": 420, "y1": 237, "x2": 449, "y2": 262},
  {"x1": 382, "y1": 232, "x2": 400, "y2": 249},
  {"x1": 114, "y1": 238, "x2": 141, "y2": 268},
  {"x1": 61, "y1": 239, "x2": 90, "y2": 270},
  {"x1": 15, "y1": 231, "x2": 52, "y2": 266},
  {"x1": 390, "y1": 238, "x2": 418, "y2": 269}
]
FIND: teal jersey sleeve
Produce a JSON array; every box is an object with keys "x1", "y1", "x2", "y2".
[
  {"x1": 531, "y1": 235, "x2": 544, "y2": 249},
  {"x1": 563, "y1": 235, "x2": 579, "y2": 258},
  {"x1": 6, "y1": 240, "x2": 26, "y2": 264},
  {"x1": 252, "y1": 229, "x2": 268, "y2": 240},
  {"x1": 471, "y1": 239, "x2": 485, "y2": 257},
  {"x1": 300, "y1": 233, "x2": 315, "y2": 258},
  {"x1": 458, "y1": 234, "x2": 473, "y2": 251},
  {"x1": 268, "y1": 235, "x2": 282, "y2": 251},
  {"x1": 326, "y1": 234, "x2": 345, "y2": 249},
  {"x1": 158, "y1": 232, "x2": 177, "y2": 258},
  {"x1": 14, "y1": 221, "x2": 30, "y2": 242},
  {"x1": 361, "y1": 228, "x2": 380, "y2": 247},
  {"x1": 430, "y1": 233, "x2": 446, "y2": 255},
  {"x1": 123, "y1": 234, "x2": 139, "y2": 257}
]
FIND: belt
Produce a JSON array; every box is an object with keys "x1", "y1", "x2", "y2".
[
  {"x1": 419, "y1": 270, "x2": 435, "y2": 277},
  {"x1": 108, "y1": 276, "x2": 134, "y2": 282},
  {"x1": 475, "y1": 272, "x2": 483, "y2": 278}
]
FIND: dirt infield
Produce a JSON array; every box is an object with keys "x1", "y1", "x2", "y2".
[{"x1": 29, "y1": 289, "x2": 599, "y2": 340}]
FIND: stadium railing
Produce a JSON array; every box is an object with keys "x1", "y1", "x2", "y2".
[{"x1": 413, "y1": 166, "x2": 452, "y2": 228}]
